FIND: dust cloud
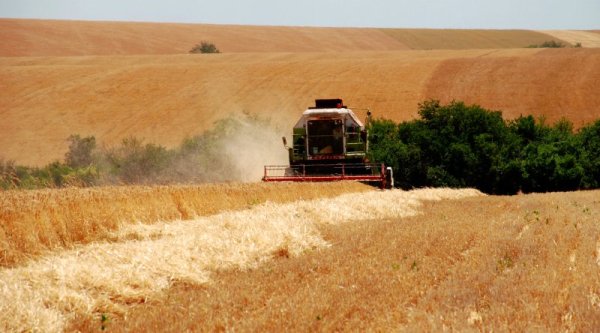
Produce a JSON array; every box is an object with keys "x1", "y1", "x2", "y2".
[
  {"x1": 218, "y1": 116, "x2": 288, "y2": 182},
  {"x1": 159, "y1": 114, "x2": 289, "y2": 184}
]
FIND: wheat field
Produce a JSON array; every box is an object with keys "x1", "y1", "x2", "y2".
[
  {"x1": 3, "y1": 48, "x2": 599, "y2": 166},
  {"x1": 0, "y1": 186, "x2": 482, "y2": 332},
  {"x1": 99, "y1": 189, "x2": 600, "y2": 332},
  {"x1": 0, "y1": 182, "x2": 370, "y2": 267},
  {"x1": 0, "y1": 19, "x2": 567, "y2": 57}
]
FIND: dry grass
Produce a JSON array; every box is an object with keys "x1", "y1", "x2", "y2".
[
  {"x1": 0, "y1": 188, "x2": 481, "y2": 332},
  {"x1": 0, "y1": 182, "x2": 370, "y2": 267},
  {"x1": 94, "y1": 190, "x2": 600, "y2": 332}
]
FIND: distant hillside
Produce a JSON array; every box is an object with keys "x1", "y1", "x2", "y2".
[
  {"x1": 382, "y1": 29, "x2": 566, "y2": 49},
  {"x1": 0, "y1": 18, "x2": 407, "y2": 56},
  {"x1": 540, "y1": 30, "x2": 600, "y2": 48},
  {"x1": 1, "y1": 48, "x2": 599, "y2": 166},
  {"x1": 0, "y1": 18, "x2": 569, "y2": 56}
]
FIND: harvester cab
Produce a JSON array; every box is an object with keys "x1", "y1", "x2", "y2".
[{"x1": 263, "y1": 99, "x2": 393, "y2": 189}]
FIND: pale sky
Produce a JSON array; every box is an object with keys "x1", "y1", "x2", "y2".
[{"x1": 0, "y1": 0, "x2": 598, "y2": 30}]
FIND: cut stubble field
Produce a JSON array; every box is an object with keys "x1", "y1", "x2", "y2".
[
  {"x1": 2, "y1": 18, "x2": 600, "y2": 331},
  {"x1": 80, "y1": 189, "x2": 600, "y2": 332},
  {"x1": 1, "y1": 183, "x2": 600, "y2": 331},
  {"x1": 1, "y1": 184, "x2": 480, "y2": 332}
]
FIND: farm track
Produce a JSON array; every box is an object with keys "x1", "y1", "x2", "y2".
[{"x1": 82, "y1": 190, "x2": 600, "y2": 332}]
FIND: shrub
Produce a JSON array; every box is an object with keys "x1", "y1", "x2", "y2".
[
  {"x1": 103, "y1": 137, "x2": 171, "y2": 184},
  {"x1": 0, "y1": 159, "x2": 18, "y2": 189},
  {"x1": 370, "y1": 100, "x2": 513, "y2": 193},
  {"x1": 526, "y1": 40, "x2": 566, "y2": 48},
  {"x1": 65, "y1": 135, "x2": 96, "y2": 168},
  {"x1": 577, "y1": 120, "x2": 600, "y2": 188},
  {"x1": 189, "y1": 41, "x2": 220, "y2": 54},
  {"x1": 368, "y1": 100, "x2": 598, "y2": 194}
]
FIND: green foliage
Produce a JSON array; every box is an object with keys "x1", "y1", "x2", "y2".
[
  {"x1": 103, "y1": 137, "x2": 171, "y2": 184},
  {"x1": 3, "y1": 104, "x2": 600, "y2": 193},
  {"x1": 517, "y1": 118, "x2": 584, "y2": 192},
  {"x1": 369, "y1": 100, "x2": 600, "y2": 194},
  {"x1": 0, "y1": 159, "x2": 98, "y2": 189},
  {"x1": 0, "y1": 159, "x2": 18, "y2": 189},
  {"x1": 65, "y1": 134, "x2": 96, "y2": 168},
  {"x1": 0, "y1": 114, "x2": 271, "y2": 189},
  {"x1": 526, "y1": 40, "x2": 567, "y2": 48},
  {"x1": 578, "y1": 120, "x2": 600, "y2": 188},
  {"x1": 189, "y1": 41, "x2": 220, "y2": 54}
]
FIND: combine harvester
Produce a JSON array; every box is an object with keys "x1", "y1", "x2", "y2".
[{"x1": 263, "y1": 99, "x2": 393, "y2": 188}]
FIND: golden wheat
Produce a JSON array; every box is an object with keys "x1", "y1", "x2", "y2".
[
  {"x1": 0, "y1": 188, "x2": 482, "y2": 332},
  {"x1": 0, "y1": 182, "x2": 370, "y2": 267},
  {"x1": 98, "y1": 189, "x2": 600, "y2": 332}
]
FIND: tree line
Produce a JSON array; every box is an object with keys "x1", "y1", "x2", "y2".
[
  {"x1": 3, "y1": 100, "x2": 599, "y2": 194},
  {"x1": 368, "y1": 100, "x2": 600, "y2": 194},
  {"x1": 0, "y1": 116, "x2": 266, "y2": 189}
]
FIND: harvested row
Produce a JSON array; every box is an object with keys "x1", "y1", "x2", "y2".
[
  {"x1": 0, "y1": 188, "x2": 483, "y2": 332},
  {"x1": 106, "y1": 190, "x2": 600, "y2": 332},
  {"x1": 0, "y1": 182, "x2": 370, "y2": 267}
]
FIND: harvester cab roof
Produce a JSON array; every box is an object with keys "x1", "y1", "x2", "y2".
[{"x1": 294, "y1": 105, "x2": 365, "y2": 130}]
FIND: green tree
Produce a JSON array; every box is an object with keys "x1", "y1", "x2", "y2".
[
  {"x1": 577, "y1": 120, "x2": 600, "y2": 188},
  {"x1": 515, "y1": 118, "x2": 583, "y2": 192},
  {"x1": 104, "y1": 138, "x2": 171, "y2": 184},
  {"x1": 368, "y1": 100, "x2": 593, "y2": 194}
]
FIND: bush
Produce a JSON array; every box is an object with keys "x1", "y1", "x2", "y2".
[
  {"x1": 103, "y1": 137, "x2": 171, "y2": 184},
  {"x1": 3, "y1": 106, "x2": 599, "y2": 193},
  {"x1": 368, "y1": 100, "x2": 599, "y2": 194},
  {"x1": 189, "y1": 41, "x2": 220, "y2": 54},
  {"x1": 526, "y1": 40, "x2": 566, "y2": 48},
  {"x1": 577, "y1": 120, "x2": 600, "y2": 188},
  {"x1": 0, "y1": 159, "x2": 18, "y2": 189},
  {"x1": 370, "y1": 100, "x2": 513, "y2": 193},
  {"x1": 65, "y1": 135, "x2": 96, "y2": 168}
]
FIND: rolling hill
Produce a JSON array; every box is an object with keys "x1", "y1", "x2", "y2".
[
  {"x1": 1, "y1": 19, "x2": 598, "y2": 166},
  {"x1": 1, "y1": 48, "x2": 599, "y2": 166},
  {"x1": 540, "y1": 30, "x2": 600, "y2": 48},
  {"x1": 0, "y1": 18, "x2": 570, "y2": 57}
]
